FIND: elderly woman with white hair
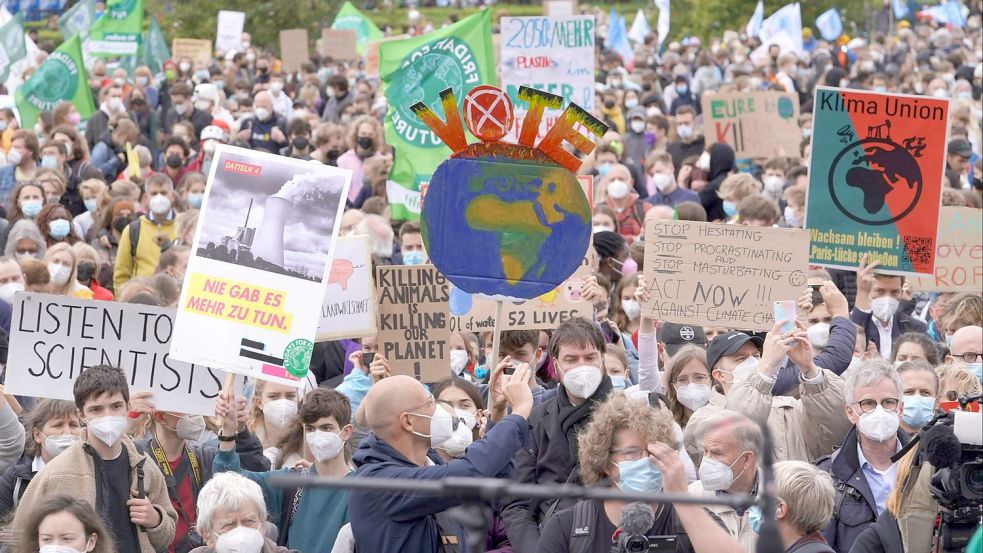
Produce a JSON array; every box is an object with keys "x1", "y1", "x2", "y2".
[
  {"x1": 773, "y1": 461, "x2": 837, "y2": 553},
  {"x1": 192, "y1": 472, "x2": 296, "y2": 553}
]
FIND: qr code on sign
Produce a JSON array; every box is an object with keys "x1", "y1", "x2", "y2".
[{"x1": 902, "y1": 236, "x2": 934, "y2": 265}]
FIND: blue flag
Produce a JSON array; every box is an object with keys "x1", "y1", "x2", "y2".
[
  {"x1": 605, "y1": 9, "x2": 635, "y2": 70},
  {"x1": 747, "y1": 0, "x2": 764, "y2": 37},
  {"x1": 892, "y1": 0, "x2": 910, "y2": 19},
  {"x1": 815, "y1": 8, "x2": 842, "y2": 41}
]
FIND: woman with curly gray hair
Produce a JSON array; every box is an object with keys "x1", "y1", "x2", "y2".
[{"x1": 537, "y1": 393, "x2": 744, "y2": 553}]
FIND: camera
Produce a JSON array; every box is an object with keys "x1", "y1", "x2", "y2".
[{"x1": 612, "y1": 534, "x2": 677, "y2": 553}]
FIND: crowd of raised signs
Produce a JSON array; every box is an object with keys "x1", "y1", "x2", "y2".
[{"x1": 0, "y1": 3, "x2": 980, "y2": 553}]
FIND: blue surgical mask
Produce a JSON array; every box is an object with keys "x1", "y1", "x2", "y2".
[
  {"x1": 615, "y1": 457, "x2": 663, "y2": 493},
  {"x1": 610, "y1": 375, "x2": 627, "y2": 390},
  {"x1": 902, "y1": 395, "x2": 935, "y2": 428},
  {"x1": 747, "y1": 505, "x2": 761, "y2": 533},
  {"x1": 945, "y1": 335, "x2": 954, "y2": 349},
  {"x1": 723, "y1": 200, "x2": 738, "y2": 218},
  {"x1": 40, "y1": 156, "x2": 58, "y2": 169},
  {"x1": 967, "y1": 362, "x2": 983, "y2": 383},
  {"x1": 84, "y1": 198, "x2": 98, "y2": 212},
  {"x1": 188, "y1": 193, "x2": 203, "y2": 209},
  {"x1": 474, "y1": 365, "x2": 489, "y2": 381},
  {"x1": 48, "y1": 219, "x2": 71, "y2": 240},
  {"x1": 403, "y1": 250, "x2": 425, "y2": 265},
  {"x1": 21, "y1": 199, "x2": 43, "y2": 218},
  {"x1": 676, "y1": 83, "x2": 689, "y2": 95},
  {"x1": 597, "y1": 162, "x2": 611, "y2": 177}
]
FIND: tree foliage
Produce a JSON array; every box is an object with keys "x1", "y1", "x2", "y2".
[{"x1": 667, "y1": 0, "x2": 872, "y2": 42}]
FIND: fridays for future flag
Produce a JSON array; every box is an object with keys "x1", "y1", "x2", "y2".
[
  {"x1": 142, "y1": 16, "x2": 171, "y2": 75},
  {"x1": 0, "y1": 12, "x2": 26, "y2": 83},
  {"x1": 15, "y1": 35, "x2": 95, "y2": 129},
  {"x1": 87, "y1": 0, "x2": 144, "y2": 57},
  {"x1": 331, "y1": 1, "x2": 384, "y2": 55},
  {"x1": 380, "y1": 10, "x2": 495, "y2": 221},
  {"x1": 59, "y1": 0, "x2": 95, "y2": 40}
]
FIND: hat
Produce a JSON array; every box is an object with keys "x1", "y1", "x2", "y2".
[
  {"x1": 194, "y1": 83, "x2": 219, "y2": 104},
  {"x1": 112, "y1": 200, "x2": 136, "y2": 218},
  {"x1": 201, "y1": 125, "x2": 226, "y2": 142},
  {"x1": 658, "y1": 323, "x2": 707, "y2": 357},
  {"x1": 706, "y1": 331, "x2": 764, "y2": 371},
  {"x1": 210, "y1": 118, "x2": 231, "y2": 133},
  {"x1": 948, "y1": 138, "x2": 973, "y2": 158}
]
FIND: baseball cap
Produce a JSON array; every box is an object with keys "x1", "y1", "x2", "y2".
[
  {"x1": 658, "y1": 323, "x2": 707, "y2": 357},
  {"x1": 706, "y1": 331, "x2": 764, "y2": 371},
  {"x1": 948, "y1": 138, "x2": 972, "y2": 158}
]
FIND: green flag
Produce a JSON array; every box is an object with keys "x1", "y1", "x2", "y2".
[
  {"x1": 142, "y1": 15, "x2": 170, "y2": 75},
  {"x1": 380, "y1": 9, "x2": 495, "y2": 221},
  {"x1": 88, "y1": 0, "x2": 144, "y2": 57},
  {"x1": 331, "y1": 1, "x2": 383, "y2": 55},
  {"x1": 15, "y1": 35, "x2": 95, "y2": 129},
  {"x1": 0, "y1": 13, "x2": 27, "y2": 83},
  {"x1": 59, "y1": 0, "x2": 95, "y2": 40}
]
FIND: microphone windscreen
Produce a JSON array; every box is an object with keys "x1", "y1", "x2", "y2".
[
  {"x1": 922, "y1": 424, "x2": 962, "y2": 469},
  {"x1": 619, "y1": 501, "x2": 655, "y2": 536}
]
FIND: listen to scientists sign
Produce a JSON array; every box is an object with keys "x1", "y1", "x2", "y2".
[
  {"x1": 640, "y1": 220, "x2": 809, "y2": 330},
  {"x1": 806, "y1": 87, "x2": 947, "y2": 276},
  {"x1": 171, "y1": 146, "x2": 351, "y2": 386},
  {"x1": 6, "y1": 294, "x2": 228, "y2": 416}
]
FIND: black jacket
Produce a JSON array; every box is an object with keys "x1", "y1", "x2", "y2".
[
  {"x1": 849, "y1": 509, "x2": 903, "y2": 553},
  {"x1": 699, "y1": 142, "x2": 737, "y2": 221},
  {"x1": 666, "y1": 136, "x2": 706, "y2": 179},
  {"x1": 501, "y1": 376, "x2": 613, "y2": 553},
  {"x1": 0, "y1": 454, "x2": 35, "y2": 516},
  {"x1": 849, "y1": 307, "x2": 928, "y2": 354}
]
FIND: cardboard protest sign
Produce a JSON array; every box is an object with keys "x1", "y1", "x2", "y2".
[
  {"x1": 701, "y1": 91, "x2": 800, "y2": 159},
  {"x1": 544, "y1": 0, "x2": 578, "y2": 16},
  {"x1": 806, "y1": 87, "x2": 947, "y2": 276},
  {"x1": 171, "y1": 145, "x2": 351, "y2": 386},
  {"x1": 6, "y1": 294, "x2": 229, "y2": 416},
  {"x1": 640, "y1": 220, "x2": 810, "y2": 331},
  {"x1": 216, "y1": 10, "x2": 245, "y2": 52},
  {"x1": 376, "y1": 264, "x2": 450, "y2": 382},
  {"x1": 279, "y1": 29, "x2": 309, "y2": 73},
  {"x1": 317, "y1": 235, "x2": 376, "y2": 341},
  {"x1": 909, "y1": 207, "x2": 982, "y2": 292},
  {"x1": 172, "y1": 38, "x2": 213, "y2": 67},
  {"x1": 364, "y1": 35, "x2": 408, "y2": 80},
  {"x1": 500, "y1": 15, "x2": 595, "y2": 141},
  {"x1": 318, "y1": 29, "x2": 358, "y2": 61}
]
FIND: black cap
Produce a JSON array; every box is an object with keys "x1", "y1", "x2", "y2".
[
  {"x1": 658, "y1": 323, "x2": 707, "y2": 357},
  {"x1": 948, "y1": 138, "x2": 973, "y2": 158},
  {"x1": 706, "y1": 331, "x2": 764, "y2": 371}
]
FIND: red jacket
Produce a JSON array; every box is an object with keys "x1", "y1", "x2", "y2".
[{"x1": 88, "y1": 279, "x2": 114, "y2": 301}]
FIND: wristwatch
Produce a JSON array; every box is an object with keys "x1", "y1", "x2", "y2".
[{"x1": 217, "y1": 430, "x2": 239, "y2": 442}]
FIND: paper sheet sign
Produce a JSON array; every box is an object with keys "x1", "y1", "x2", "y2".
[
  {"x1": 908, "y1": 207, "x2": 982, "y2": 292},
  {"x1": 376, "y1": 264, "x2": 450, "y2": 383},
  {"x1": 171, "y1": 38, "x2": 213, "y2": 67},
  {"x1": 279, "y1": 29, "x2": 310, "y2": 73},
  {"x1": 6, "y1": 294, "x2": 229, "y2": 416},
  {"x1": 317, "y1": 234, "x2": 376, "y2": 341},
  {"x1": 701, "y1": 91, "x2": 800, "y2": 159},
  {"x1": 640, "y1": 220, "x2": 810, "y2": 331}
]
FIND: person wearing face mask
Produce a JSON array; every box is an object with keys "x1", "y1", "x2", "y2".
[
  {"x1": 815, "y1": 359, "x2": 910, "y2": 553},
  {"x1": 12, "y1": 365, "x2": 178, "y2": 553},
  {"x1": 160, "y1": 137, "x2": 191, "y2": 185},
  {"x1": 279, "y1": 118, "x2": 312, "y2": 160},
  {"x1": 43, "y1": 243, "x2": 93, "y2": 299},
  {"x1": 945, "y1": 325, "x2": 983, "y2": 384},
  {"x1": 193, "y1": 473, "x2": 288, "y2": 553},
  {"x1": 760, "y1": 157, "x2": 789, "y2": 205},
  {"x1": 0, "y1": 130, "x2": 40, "y2": 202},
  {"x1": 236, "y1": 91, "x2": 288, "y2": 154},
  {"x1": 622, "y1": 107, "x2": 650, "y2": 165},
  {"x1": 187, "y1": 125, "x2": 227, "y2": 176},
  {"x1": 265, "y1": 74, "x2": 293, "y2": 121},
  {"x1": 320, "y1": 75, "x2": 353, "y2": 123},
  {"x1": 73, "y1": 243, "x2": 114, "y2": 301},
  {"x1": 0, "y1": 255, "x2": 28, "y2": 308},
  {"x1": 538, "y1": 394, "x2": 744, "y2": 553},
  {"x1": 113, "y1": 174, "x2": 178, "y2": 290},
  {"x1": 598, "y1": 91, "x2": 625, "y2": 134},
  {"x1": 350, "y1": 365, "x2": 532, "y2": 553},
  {"x1": 598, "y1": 164, "x2": 650, "y2": 244},
  {"x1": 14, "y1": 495, "x2": 116, "y2": 553},
  {"x1": 895, "y1": 361, "x2": 939, "y2": 434},
  {"x1": 177, "y1": 172, "x2": 207, "y2": 212},
  {"x1": 337, "y1": 116, "x2": 384, "y2": 206},
  {"x1": 244, "y1": 380, "x2": 302, "y2": 466},
  {"x1": 666, "y1": 106, "x2": 706, "y2": 178},
  {"x1": 37, "y1": 204, "x2": 79, "y2": 247},
  {"x1": 84, "y1": 84, "x2": 125, "y2": 150},
  {"x1": 310, "y1": 122, "x2": 345, "y2": 167},
  {"x1": 394, "y1": 221, "x2": 426, "y2": 265},
  {"x1": 163, "y1": 83, "x2": 214, "y2": 144},
  {"x1": 644, "y1": 152, "x2": 699, "y2": 206},
  {"x1": 3, "y1": 219, "x2": 47, "y2": 268},
  {"x1": 851, "y1": 254, "x2": 927, "y2": 359},
  {"x1": 670, "y1": 75, "x2": 700, "y2": 116}
]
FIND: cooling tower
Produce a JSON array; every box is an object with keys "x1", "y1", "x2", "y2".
[{"x1": 251, "y1": 196, "x2": 290, "y2": 266}]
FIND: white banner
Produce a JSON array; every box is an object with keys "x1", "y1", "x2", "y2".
[
  {"x1": 317, "y1": 234, "x2": 376, "y2": 341},
  {"x1": 216, "y1": 10, "x2": 246, "y2": 52}
]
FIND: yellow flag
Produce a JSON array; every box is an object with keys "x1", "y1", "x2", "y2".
[{"x1": 126, "y1": 142, "x2": 140, "y2": 178}]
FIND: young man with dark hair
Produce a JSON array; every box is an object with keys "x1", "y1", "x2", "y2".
[
  {"x1": 13, "y1": 365, "x2": 177, "y2": 553},
  {"x1": 395, "y1": 221, "x2": 425, "y2": 265},
  {"x1": 163, "y1": 82, "x2": 213, "y2": 141},
  {"x1": 851, "y1": 255, "x2": 926, "y2": 358}
]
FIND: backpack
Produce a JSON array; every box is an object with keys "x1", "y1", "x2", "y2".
[{"x1": 129, "y1": 217, "x2": 142, "y2": 259}]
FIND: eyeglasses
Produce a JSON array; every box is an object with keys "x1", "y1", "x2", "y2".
[
  {"x1": 609, "y1": 447, "x2": 647, "y2": 462},
  {"x1": 673, "y1": 373, "x2": 710, "y2": 386},
  {"x1": 952, "y1": 352, "x2": 983, "y2": 363},
  {"x1": 852, "y1": 397, "x2": 900, "y2": 413}
]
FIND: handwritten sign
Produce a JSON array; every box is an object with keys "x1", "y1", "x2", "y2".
[
  {"x1": 640, "y1": 220, "x2": 810, "y2": 330},
  {"x1": 376, "y1": 264, "x2": 450, "y2": 382},
  {"x1": 909, "y1": 207, "x2": 982, "y2": 292},
  {"x1": 701, "y1": 91, "x2": 800, "y2": 159},
  {"x1": 318, "y1": 235, "x2": 376, "y2": 341},
  {"x1": 318, "y1": 29, "x2": 358, "y2": 61},
  {"x1": 6, "y1": 294, "x2": 229, "y2": 416},
  {"x1": 215, "y1": 10, "x2": 245, "y2": 52},
  {"x1": 279, "y1": 29, "x2": 309, "y2": 74},
  {"x1": 171, "y1": 38, "x2": 213, "y2": 67},
  {"x1": 500, "y1": 15, "x2": 595, "y2": 141}
]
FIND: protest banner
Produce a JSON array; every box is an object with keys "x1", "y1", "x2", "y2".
[
  {"x1": 87, "y1": 0, "x2": 144, "y2": 57},
  {"x1": 172, "y1": 38, "x2": 214, "y2": 67},
  {"x1": 58, "y1": 0, "x2": 95, "y2": 40},
  {"x1": 908, "y1": 207, "x2": 982, "y2": 292},
  {"x1": 500, "y1": 15, "x2": 595, "y2": 141},
  {"x1": 171, "y1": 145, "x2": 351, "y2": 387},
  {"x1": 331, "y1": 1, "x2": 383, "y2": 55},
  {"x1": 318, "y1": 29, "x2": 358, "y2": 61},
  {"x1": 142, "y1": 16, "x2": 171, "y2": 76},
  {"x1": 380, "y1": 10, "x2": 496, "y2": 221},
  {"x1": 640, "y1": 219, "x2": 810, "y2": 330},
  {"x1": 806, "y1": 87, "x2": 947, "y2": 276},
  {"x1": 279, "y1": 29, "x2": 309, "y2": 73},
  {"x1": 317, "y1": 234, "x2": 376, "y2": 341},
  {"x1": 15, "y1": 35, "x2": 94, "y2": 129},
  {"x1": 6, "y1": 293, "x2": 229, "y2": 416},
  {"x1": 0, "y1": 12, "x2": 26, "y2": 83},
  {"x1": 701, "y1": 90, "x2": 800, "y2": 159},
  {"x1": 216, "y1": 10, "x2": 246, "y2": 52},
  {"x1": 376, "y1": 264, "x2": 450, "y2": 382}
]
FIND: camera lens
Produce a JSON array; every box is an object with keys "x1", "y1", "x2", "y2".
[
  {"x1": 962, "y1": 461, "x2": 983, "y2": 499},
  {"x1": 625, "y1": 536, "x2": 648, "y2": 553}
]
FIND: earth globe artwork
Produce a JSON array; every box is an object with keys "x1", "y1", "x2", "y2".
[{"x1": 413, "y1": 85, "x2": 607, "y2": 301}]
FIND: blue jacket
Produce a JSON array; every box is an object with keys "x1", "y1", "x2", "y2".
[{"x1": 349, "y1": 414, "x2": 528, "y2": 553}]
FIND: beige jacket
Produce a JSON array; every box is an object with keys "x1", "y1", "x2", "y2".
[
  {"x1": 688, "y1": 477, "x2": 760, "y2": 553},
  {"x1": 13, "y1": 434, "x2": 177, "y2": 553}
]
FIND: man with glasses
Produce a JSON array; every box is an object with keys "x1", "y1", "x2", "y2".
[
  {"x1": 816, "y1": 358, "x2": 909, "y2": 553},
  {"x1": 945, "y1": 325, "x2": 983, "y2": 384}
]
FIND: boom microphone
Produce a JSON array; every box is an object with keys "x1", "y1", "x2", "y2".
[
  {"x1": 922, "y1": 424, "x2": 962, "y2": 469},
  {"x1": 619, "y1": 502, "x2": 655, "y2": 536}
]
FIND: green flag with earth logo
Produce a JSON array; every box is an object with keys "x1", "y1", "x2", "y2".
[
  {"x1": 15, "y1": 35, "x2": 95, "y2": 129},
  {"x1": 331, "y1": 1, "x2": 383, "y2": 55},
  {"x1": 142, "y1": 16, "x2": 170, "y2": 75},
  {"x1": 88, "y1": 0, "x2": 144, "y2": 57},
  {"x1": 59, "y1": 0, "x2": 95, "y2": 40},
  {"x1": 380, "y1": 9, "x2": 495, "y2": 221},
  {"x1": 0, "y1": 13, "x2": 27, "y2": 83}
]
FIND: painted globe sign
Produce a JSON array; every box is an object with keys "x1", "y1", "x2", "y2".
[{"x1": 416, "y1": 86, "x2": 607, "y2": 300}]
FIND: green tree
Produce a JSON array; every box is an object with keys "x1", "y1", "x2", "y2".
[{"x1": 669, "y1": 0, "x2": 870, "y2": 42}]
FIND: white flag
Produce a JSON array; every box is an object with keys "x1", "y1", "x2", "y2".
[
  {"x1": 655, "y1": 0, "x2": 670, "y2": 46},
  {"x1": 747, "y1": 0, "x2": 764, "y2": 37},
  {"x1": 628, "y1": 9, "x2": 651, "y2": 44}
]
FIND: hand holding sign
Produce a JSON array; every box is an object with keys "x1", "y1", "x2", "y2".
[
  {"x1": 855, "y1": 254, "x2": 881, "y2": 310},
  {"x1": 368, "y1": 354, "x2": 392, "y2": 383}
]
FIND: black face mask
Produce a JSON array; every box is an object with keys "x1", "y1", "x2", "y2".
[
  {"x1": 356, "y1": 136, "x2": 374, "y2": 151},
  {"x1": 166, "y1": 155, "x2": 183, "y2": 168},
  {"x1": 113, "y1": 216, "x2": 132, "y2": 233},
  {"x1": 292, "y1": 137, "x2": 310, "y2": 150},
  {"x1": 603, "y1": 99, "x2": 616, "y2": 109},
  {"x1": 76, "y1": 262, "x2": 96, "y2": 284}
]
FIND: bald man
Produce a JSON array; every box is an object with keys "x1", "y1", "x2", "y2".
[
  {"x1": 946, "y1": 325, "x2": 982, "y2": 382},
  {"x1": 350, "y1": 369, "x2": 533, "y2": 553},
  {"x1": 237, "y1": 90, "x2": 287, "y2": 153}
]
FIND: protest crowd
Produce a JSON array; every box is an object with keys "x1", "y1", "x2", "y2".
[{"x1": 0, "y1": 1, "x2": 981, "y2": 553}]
